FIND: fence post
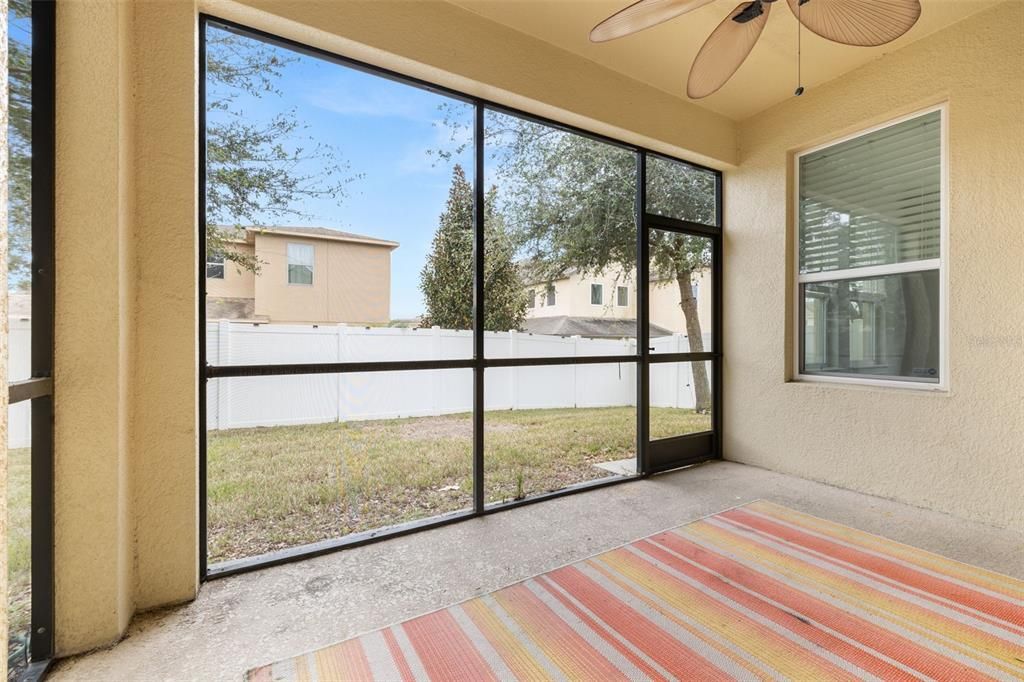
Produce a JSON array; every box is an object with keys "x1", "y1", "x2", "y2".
[
  {"x1": 508, "y1": 329, "x2": 518, "y2": 410},
  {"x1": 217, "y1": 320, "x2": 231, "y2": 429},
  {"x1": 431, "y1": 326, "x2": 442, "y2": 416},
  {"x1": 337, "y1": 324, "x2": 348, "y2": 422},
  {"x1": 572, "y1": 335, "x2": 582, "y2": 408}
]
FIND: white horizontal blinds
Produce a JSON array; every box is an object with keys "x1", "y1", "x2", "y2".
[
  {"x1": 799, "y1": 110, "x2": 941, "y2": 275},
  {"x1": 288, "y1": 243, "x2": 314, "y2": 284}
]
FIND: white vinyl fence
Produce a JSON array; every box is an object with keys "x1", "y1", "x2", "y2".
[
  {"x1": 7, "y1": 317, "x2": 32, "y2": 449},
  {"x1": 207, "y1": 321, "x2": 709, "y2": 431}
]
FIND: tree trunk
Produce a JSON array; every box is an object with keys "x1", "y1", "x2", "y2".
[{"x1": 675, "y1": 271, "x2": 712, "y2": 413}]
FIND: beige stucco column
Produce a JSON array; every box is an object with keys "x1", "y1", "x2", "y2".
[{"x1": 54, "y1": 0, "x2": 198, "y2": 654}]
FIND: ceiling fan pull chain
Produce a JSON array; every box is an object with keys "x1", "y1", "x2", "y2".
[{"x1": 795, "y1": 0, "x2": 805, "y2": 96}]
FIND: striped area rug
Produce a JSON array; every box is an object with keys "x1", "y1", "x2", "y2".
[{"x1": 248, "y1": 500, "x2": 1024, "y2": 681}]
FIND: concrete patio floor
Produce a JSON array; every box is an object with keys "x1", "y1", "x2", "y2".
[{"x1": 51, "y1": 460, "x2": 1024, "y2": 681}]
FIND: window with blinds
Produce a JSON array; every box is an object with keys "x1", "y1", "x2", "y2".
[
  {"x1": 799, "y1": 110, "x2": 941, "y2": 274},
  {"x1": 796, "y1": 108, "x2": 944, "y2": 386}
]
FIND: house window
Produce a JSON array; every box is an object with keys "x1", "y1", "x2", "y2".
[
  {"x1": 287, "y1": 243, "x2": 314, "y2": 285},
  {"x1": 617, "y1": 286, "x2": 628, "y2": 307},
  {"x1": 527, "y1": 289, "x2": 536, "y2": 308},
  {"x1": 206, "y1": 252, "x2": 225, "y2": 279},
  {"x1": 796, "y1": 107, "x2": 944, "y2": 386},
  {"x1": 546, "y1": 284, "x2": 556, "y2": 306},
  {"x1": 590, "y1": 283, "x2": 603, "y2": 305}
]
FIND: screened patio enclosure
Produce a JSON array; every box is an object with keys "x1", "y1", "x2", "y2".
[{"x1": 201, "y1": 18, "x2": 723, "y2": 577}]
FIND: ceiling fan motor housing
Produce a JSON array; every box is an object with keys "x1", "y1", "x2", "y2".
[{"x1": 733, "y1": 0, "x2": 780, "y2": 25}]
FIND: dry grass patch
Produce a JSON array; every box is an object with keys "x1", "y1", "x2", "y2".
[{"x1": 207, "y1": 406, "x2": 710, "y2": 563}]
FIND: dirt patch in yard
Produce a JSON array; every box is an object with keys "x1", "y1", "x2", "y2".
[{"x1": 361, "y1": 416, "x2": 525, "y2": 441}]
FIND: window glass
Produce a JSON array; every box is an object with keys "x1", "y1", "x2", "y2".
[
  {"x1": 546, "y1": 285, "x2": 556, "y2": 306},
  {"x1": 591, "y1": 283, "x2": 603, "y2": 305},
  {"x1": 617, "y1": 285, "x2": 628, "y2": 307},
  {"x1": 206, "y1": 252, "x2": 225, "y2": 279},
  {"x1": 801, "y1": 271, "x2": 940, "y2": 382},
  {"x1": 645, "y1": 155, "x2": 717, "y2": 226},
  {"x1": 797, "y1": 110, "x2": 943, "y2": 385},
  {"x1": 287, "y1": 243, "x2": 314, "y2": 285},
  {"x1": 799, "y1": 111, "x2": 940, "y2": 275}
]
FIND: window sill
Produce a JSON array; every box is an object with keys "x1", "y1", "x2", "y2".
[{"x1": 789, "y1": 374, "x2": 949, "y2": 394}]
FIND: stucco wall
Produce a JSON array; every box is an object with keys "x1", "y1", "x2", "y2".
[
  {"x1": 723, "y1": 2, "x2": 1024, "y2": 530},
  {"x1": 253, "y1": 233, "x2": 393, "y2": 324},
  {"x1": 54, "y1": 1, "x2": 138, "y2": 651}
]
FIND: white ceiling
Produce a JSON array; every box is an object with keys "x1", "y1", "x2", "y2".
[{"x1": 447, "y1": 0, "x2": 1001, "y2": 120}]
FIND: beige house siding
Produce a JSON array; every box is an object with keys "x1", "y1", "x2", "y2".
[
  {"x1": 252, "y1": 233, "x2": 392, "y2": 325},
  {"x1": 206, "y1": 241, "x2": 255, "y2": 300},
  {"x1": 649, "y1": 270, "x2": 713, "y2": 338},
  {"x1": 526, "y1": 269, "x2": 636, "y2": 321},
  {"x1": 526, "y1": 268, "x2": 712, "y2": 336}
]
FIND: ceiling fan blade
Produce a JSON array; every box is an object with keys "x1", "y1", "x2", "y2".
[
  {"x1": 590, "y1": 0, "x2": 716, "y2": 43},
  {"x1": 687, "y1": 1, "x2": 771, "y2": 99},
  {"x1": 786, "y1": 0, "x2": 922, "y2": 47}
]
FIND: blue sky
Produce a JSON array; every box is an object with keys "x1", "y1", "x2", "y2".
[{"x1": 208, "y1": 26, "x2": 474, "y2": 320}]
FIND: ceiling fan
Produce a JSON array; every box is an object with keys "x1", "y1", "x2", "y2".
[{"x1": 590, "y1": 0, "x2": 922, "y2": 99}]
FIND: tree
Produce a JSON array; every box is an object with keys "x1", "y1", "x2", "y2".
[
  {"x1": 420, "y1": 165, "x2": 528, "y2": 331},
  {"x1": 204, "y1": 26, "x2": 359, "y2": 272},
  {"x1": 7, "y1": 0, "x2": 32, "y2": 289},
  {"x1": 452, "y1": 110, "x2": 715, "y2": 411},
  {"x1": 4, "y1": 22, "x2": 358, "y2": 282}
]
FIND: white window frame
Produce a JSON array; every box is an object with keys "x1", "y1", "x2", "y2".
[
  {"x1": 287, "y1": 242, "x2": 315, "y2": 286},
  {"x1": 791, "y1": 103, "x2": 949, "y2": 391},
  {"x1": 590, "y1": 282, "x2": 604, "y2": 306},
  {"x1": 206, "y1": 252, "x2": 225, "y2": 280}
]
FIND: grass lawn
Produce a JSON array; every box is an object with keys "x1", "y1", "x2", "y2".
[
  {"x1": 7, "y1": 447, "x2": 32, "y2": 670},
  {"x1": 208, "y1": 406, "x2": 710, "y2": 563}
]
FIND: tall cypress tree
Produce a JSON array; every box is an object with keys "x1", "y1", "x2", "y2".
[{"x1": 420, "y1": 165, "x2": 527, "y2": 331}]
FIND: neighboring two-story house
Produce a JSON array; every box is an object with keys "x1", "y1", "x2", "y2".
[
  {"x1": 521, "y1": 267, "x2": 712, "y2": 341},
  {"x1": 206, "y1": 225, "x2": 399, "y2": 324}
]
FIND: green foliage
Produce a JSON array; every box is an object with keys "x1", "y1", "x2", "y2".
[
  {"x1": 438, "y1": 107, "x2": 716, "y2": 410},
  {"x1": 204, "y1": 27, "x2": 359, "y2": 273},
  {"x1": 7, "y1": 0, "x2": 33, "y2": 289},
  {"x1": 419, "y1": 165, "x2": 528, "y2": 331}
]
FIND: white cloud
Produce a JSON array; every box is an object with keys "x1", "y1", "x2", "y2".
[
  {"x1": 397, "y1": 118, "x2": 473, "y2": 176},
  {"x1": 305, "y1": 77, "x2": 434, "y2": 120}
]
